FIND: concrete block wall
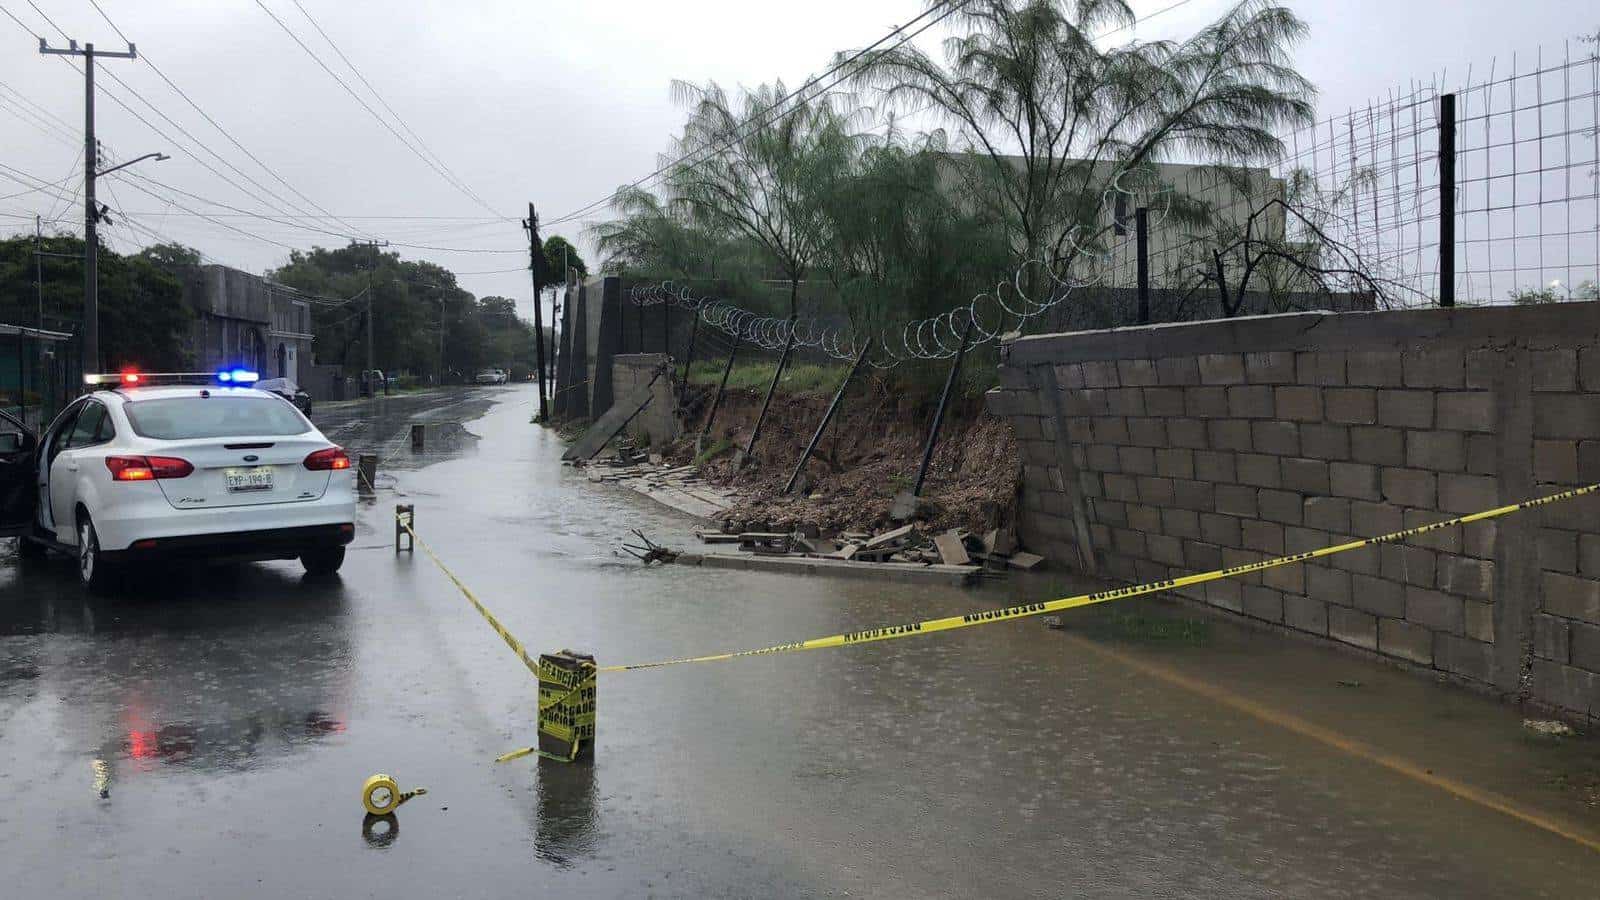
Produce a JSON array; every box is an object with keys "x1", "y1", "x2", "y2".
[
  {"x1": 612, "y1": 353, "x2": 678, "y2": 450},
  {"x1": 986, "y1": 303, "x2": 1600, "y2": 721}
]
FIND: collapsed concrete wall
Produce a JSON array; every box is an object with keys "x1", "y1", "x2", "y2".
[
  {"x1": 612, "y1": 353, "x2": 678, "y2": 449},
  {"x1": 986, "y1": 302, "x2": 1600, "y2": 721}
]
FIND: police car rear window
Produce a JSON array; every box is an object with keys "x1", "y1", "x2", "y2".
[{"x1": 123, "y1": 396, "x2": 311, "y2": 440}]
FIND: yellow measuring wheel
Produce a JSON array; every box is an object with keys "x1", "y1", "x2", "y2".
[{"x1": 361, "y1": 773, "x2": 427, "y2": 816}]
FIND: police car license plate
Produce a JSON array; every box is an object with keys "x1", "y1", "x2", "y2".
[{"x1": 224, "y1": 466, "x2": 275, "y2": 493}]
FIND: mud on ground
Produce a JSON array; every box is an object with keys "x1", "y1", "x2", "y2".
[{"x1": 660, "y1": 374, "x2": 1021, "y2": 537}]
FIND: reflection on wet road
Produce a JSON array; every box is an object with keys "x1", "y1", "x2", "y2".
[{"x1": 2, "y1": 384, "x2": 1598, "y2": 898}]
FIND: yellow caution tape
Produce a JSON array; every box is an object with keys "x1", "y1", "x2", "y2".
[
  {"x1": 361, "y1": 773, "x2": 427, "y2": 816},
  {"x1": 596, "y1": 482, "x2": 1599, "y2": 672},
  {"x1": 399, "y1": 483, "x2": 1598, "y2": 674}
]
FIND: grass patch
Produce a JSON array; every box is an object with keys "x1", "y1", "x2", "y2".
[
  {"x1": 692, "y1": 437, "x2": 735, "y2": 467},
  {"x1": 686, "y1": 360, "x2": 847, "y2": 396}
]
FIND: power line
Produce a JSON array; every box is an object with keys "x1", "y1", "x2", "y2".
[
  {"x1": 253, "y1": 0, "x2": 504, "y2": 218},
  {"x1": 85, "y1": 0, "x2": 379, "y2": 242}
]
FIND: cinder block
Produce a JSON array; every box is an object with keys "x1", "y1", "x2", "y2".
[
  {"x1": 1325, "y1": 388, "x2": 1378, "y2": 425},
  {"x1": 1528, "y1": 660, "x2": 1600, "y2": 716},
  {"x1": 1351, "y1": 574, "x2": 1406, "y2": 618},
  {"x1": 1308, "y1": 564, "x2": 1352, "y2": 604},
  {"x1": 1285, "y1": 526, "x2": 1328, "y2": 554},
  {"x1": 1184, "y1": 540, "x2": 1224, "y2": 571},
  {"x1": 1173, "y1": 480, "x2": 1215, "y2": 511},
  {"x1": 1350, "y1": 500, "x2": 1404, "y2": 536},
  {"x1": 1329, "y1": 606, "x2": 1378, "y2": 649},
  {"x1": 1274, "y1": 386, "x2": 1324, "y2": 422},
  {"x1": 1090, "y1": 523, "x2": 1112, "y2": 548},
  {"x1": 1381, "y1": 467, "x2": 1438, "y2": 508},
  {"x1": 1407, "y1": 431, "x2": 1466, "y2": 472},
  {"x1": 1332, "y1": 539, "x2": 1381, "y2": 575},
  {"x1": 1347, "y1": 350, "x2": 1403, "y2": 387},
  {"x1": 1243, "y1": 585, "x2": 1286, "y2": 622},
  {"x1": 1540, "y1": 528, "x2": 1578, "y2": 573},
  {"x1": 1378, "y1": 390, "x2": 1435, "y2": 429},
  {"x1": 1127, "y1": 504, "x2": 1162, "y2": 533},
  {"x1": 1570, "y1": 621, "x2": 1600, "y2": 672},
  {"x1": 1531, "y1": 349, "x2": 1578, "y2": 392},
  {"x1": 1580, "y1": 534, "x2": 1600, "y2": 578},
  {"x1": 1401, "y1": 508, "x2": 1463, "y2": 553},
  {"x1": 1263, "y1": 560, "x2": 1306, "y2": 594},
  {"x1": 1300, "y1": 423, "x2": 1351, "y2": 461},
  {"x1": 1206, "y1": 579, "x2": 1244, "y2": 612},
  {"x1": 1073, "y1": 389, "x2": 1111, "y2": 416},
  {"x1": 1437, "y1": 473, "x2": 1497, "y2": 514},
  {"x1": 1435, "y1": 634, "x2": 1494, "y2": 683},
  {"x1": 1143, "y1": 386, "x2": 1186, "y2": 416},
  {"x1": 1350, "y1": 426, "x2": 1405, "y2": 466},
  {"x1": 1105, "y1": 388, "x2": 1146, "y2": 416},
  {"x1": 1465, "y1": 348, "x2": 1500, "y2": 390},
  {"x1": 1156, "y1": 356, "x2": 1202, "y2": 385},
  {"x1": 1155, "y1": 448, "x2": 1196, "y2": 480},
  {"x1": 1580, "y1": 441, "x2": 1600, "y2": 483},
  {"x1": 1464, "y1": 600, "x2": 1495, "y2": 642},
  {"x1": 1054, "y1": 363, "x2": 1086, "y2": 390},
  {"x1": 1067, "y1": 417, "x2": 1094, "y2": 444},
  {"x1": 1091, "y1": 417, "x2": 1130, "y2": 444},
  {"x1": 1118, "y1": 446, "x2": 1157, "y2": 475},
  {"x1": 1079, "y1": 471, "x2": 1104, "y2": 498},
  {"x1": 1136, "y1": 476, "x2": 1176, "y2": 506},
  {"x1": 1236, "y1": 453, "x2": 1282, "y2": 488},
  {"x1": 1111, "y1": 527, "x2": 1147, "y2": 557},
  {"x1": 1465, "y1": 434, "x2": 1497, "y2": 475},
  {"x1": 1198, "y1": 353, "x2": 1246, "y2": 385},
  {"x1": 1379, "y1": 617, "x2": 1436, "y2": 665},
  {"x1": 1081, "y1": 360, "x2": 1119, "y2": 388},
  {"x1": 1252, "y1": 421, "x2": 1300, "y2": 456},
  {"x1": 1330, "y1": 462, "x2": 1382, "y2": 501},
  {"x1": 1242, "y1": 519, "x2": 1285, "y2": 554},
  {"x1": 1086, "y1": 444, "x2": 1121, "y2": 472},
  {"x1": 1535, "y1": 613, "x2": 1570, "y2": 661},
  {"x1": 1167, "y1": 417, "x2": 1208, "y2": 449},
  {"x1": 1282, "y1": 595, "x2": 1329, "y2": 635},
  {"x1": 1245, "y1": 351, "x2": 1296, "y2": 384},
  {"x1": 1534, "y1": 439, "x2": 1579, "y2": 483},
  {"x1": 1403, "y1": 347, "x2": 1465, "y2": 389},
  {"x1": 1281, "y1": 458, "x2": 1330, "y2": 495},
  {"x1": 1296, "y1": 351, "x2": 1346, "y2": 386},
  {"x1": 1227, "y1": 385, "x2": 1275, "y2": 419},
  {"x1": 1117, "y1": 358, "x2": 1159, "y2": 387},
  {"x1": 1207, "y1": 419, "x2": 1253, "y2": 451},
  {"x1": 1543, "y1": 571, "x2": 1600, "y2": 624},
  {"x1": 1258, "y1": 489, "x2": 1304, "y2": 526},
  {"x1": 1304, "y1": 496, "x2": 1352, "y2": 532},
  {"x1": 1382, "y1": 544, "x2": 1437, "y2": 587},
  {"x1": 1581, "y1": 347, "x2": 1600, "y2": 392},
  {"x1": 1011, "y1": 416, "x2": 1045, "y2": 441},
  {"x1": 1161, "y1": 507, "x2": 1201, "y2": 539},
  {"x1": 1437, "y1": 392, "x2": 1495, "y2": 433},
  {"x1": 1194, "y1": 450, "x2": 1236, "y2": 483},
  {"x1": 1103, "y1": 473, "x2": 1140, "y2": 502},
  {"x1": 1200, "y1": 513, "x2": 1242, "y2": 547},
  {"x1": 1437, "y1": 555, "x2": 1495, "y2": 599},
  {"x1": 1148, "y1": 534, "x2": 1186, "y2": 566},
  {"x1": 1127, "y1": 418, "x2": 1167, "y2": 448},
  {"x1": 1104, "y1": 553, "x2": 1138, "y2": 580},
  {"x1": 1221, "y1": 548, "x2": 1267, "y2": 583}
]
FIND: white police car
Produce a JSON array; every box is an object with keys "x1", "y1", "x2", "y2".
[{"x1": 0, "y1": 370, "x2": 357, "y2": 589}]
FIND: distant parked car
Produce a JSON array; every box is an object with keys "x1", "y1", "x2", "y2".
[
  {"x1": 475, "y1": 368, "x2": 508, "y2": 385},
  {"x1": 255, "y1": 378, "x2": 313, "y2": 417}
]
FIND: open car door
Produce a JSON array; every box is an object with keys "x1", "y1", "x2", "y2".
[{"x1": 0, "y1": 408, "x2": 37, "y2": 537}]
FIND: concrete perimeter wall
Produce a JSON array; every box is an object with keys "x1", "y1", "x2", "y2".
[
  {"x1": 986, "y1": 302, "x2": 1600, "y2": 721},
  {"x1": 612, "y1": 353, "x2": 678, "y2": 449}
]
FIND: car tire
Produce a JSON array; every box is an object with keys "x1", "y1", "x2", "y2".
[
  {"x1": 76, "y1": 516, "x2": 116, "y2": 592},
  {"x1": 301, "y1": 547, "x2": 345, "y2": 576}
]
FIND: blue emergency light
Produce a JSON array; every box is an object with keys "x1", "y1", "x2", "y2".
[{"x1": 217, "y1": 368, "x2": 260, "y2": 384}]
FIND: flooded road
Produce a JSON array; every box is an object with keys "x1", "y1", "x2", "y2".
[{"x1": 2, "y1": 383, "x2": 1598, "y2": 898}]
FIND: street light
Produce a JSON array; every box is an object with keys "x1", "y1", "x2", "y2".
[
  {"x1": 82, "y1": 149, "x2": 166, "y2": 379},
  {"x1": 95, "y1": 151, "x2": 168, "y2": 179}
]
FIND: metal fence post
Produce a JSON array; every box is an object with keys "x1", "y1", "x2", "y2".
[
  {"x1": 910, "y1": 314, "x2": 976, "y2": 498},
  {"x1": 679, "y1": 308, "x2": 700, "y2": 390},
  {"x1": 784, "y1": 342, "x2": 868, "y2": 494},
  {"x1": 1438, "y1": 92, "x2": 1457, "y2": 307},
  {"x1": 1136, "y1": 206, "x2": 1150, "y2": 324},
  {"x1": 698, "y1": 331, "x2": 740, "y2": 449},
  {"x1": 741, "y1": 315, "x2": 798, "y2": 467}
]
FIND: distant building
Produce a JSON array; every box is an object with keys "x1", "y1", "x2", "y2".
[{"x1": 179, "y1": 265, "x2": 342, "y2": 397}]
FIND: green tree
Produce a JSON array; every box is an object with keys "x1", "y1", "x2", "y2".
[{"x1": 542, "y1": 235, "x2": 587, "y2": 282}]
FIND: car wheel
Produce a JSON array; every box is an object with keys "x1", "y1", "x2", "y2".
[
  {"x1": 301, "y1": 547, "x2": 345, "y2": 576},
  {"x1": 77, "y1": 516, "x2": 115, "y2": 592}
]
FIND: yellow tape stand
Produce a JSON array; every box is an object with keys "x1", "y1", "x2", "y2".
[{"x1": 361, "y1": 773, "x2": 427, "y2": 816}]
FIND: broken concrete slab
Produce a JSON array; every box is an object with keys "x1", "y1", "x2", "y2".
[
  {"x1": 1006, "y1": 551, "x2": 1044, "y2": 571},
  {"x1": 863, "y1": 524, "x2": 915, "y2": 550},
  {"x1": 934, "y1": 531, "x2": 971, "y2": 566},
  {"x1": 562, "y1": 374, "x2": 661, "y2": 462}
]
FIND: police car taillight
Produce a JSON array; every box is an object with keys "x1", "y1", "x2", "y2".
[
  {"x1": 304, "y1": 447, "x2": 351, "y2": 471},
  {"x1": 105, "y1": 456, "x2": 194, "y2": 481}
]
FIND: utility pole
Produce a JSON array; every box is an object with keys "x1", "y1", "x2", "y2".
[
  {"x1": 522, "y1": 203, "x2": 549, "y2": 422},
  {"x1": 352, "y1": 240, "x2": 389, "y2": 395},
  {"x1": 39, "y1": 38, "x2": 137, "y2": 379},
  {"x1": 34, "y1": 215, "x2": 43, "y2": 330}
]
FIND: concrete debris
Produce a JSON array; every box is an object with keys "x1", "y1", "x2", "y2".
[
  {"x1": 934, "y1": 531, "x2": 970, "y2": 566},
  {"x1": 1006, "y1": 552, "x2": 1045, "y2": 571},
  {"x1": 1523, "y1": 719, "x2": 1576, "y2": 737}
]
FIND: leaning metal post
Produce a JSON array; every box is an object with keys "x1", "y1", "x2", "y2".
[
  {"x1": 679, "y1": 307, "x2": 700, "y2": 391},
  {"x1": 784, "y1": 341, "x2": 868, "y2": 494},
  {"x1": 698, "y1": 330, "x2": 740, "y2": 449},
  {"x1": 741, "y1": 316, "x2": 797, "y2": 468},
  {"x1": 910, "y1": 314, "x2": 976, "y2": 498}
]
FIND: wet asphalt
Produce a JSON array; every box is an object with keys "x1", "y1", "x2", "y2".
[{"x1": 2, "y1": 383, "x2": 1600, "y2": 898}]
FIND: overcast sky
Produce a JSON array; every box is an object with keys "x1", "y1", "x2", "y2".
[{"x1": 1, "y1": 0, "x2": 1594, "y2": 323}]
